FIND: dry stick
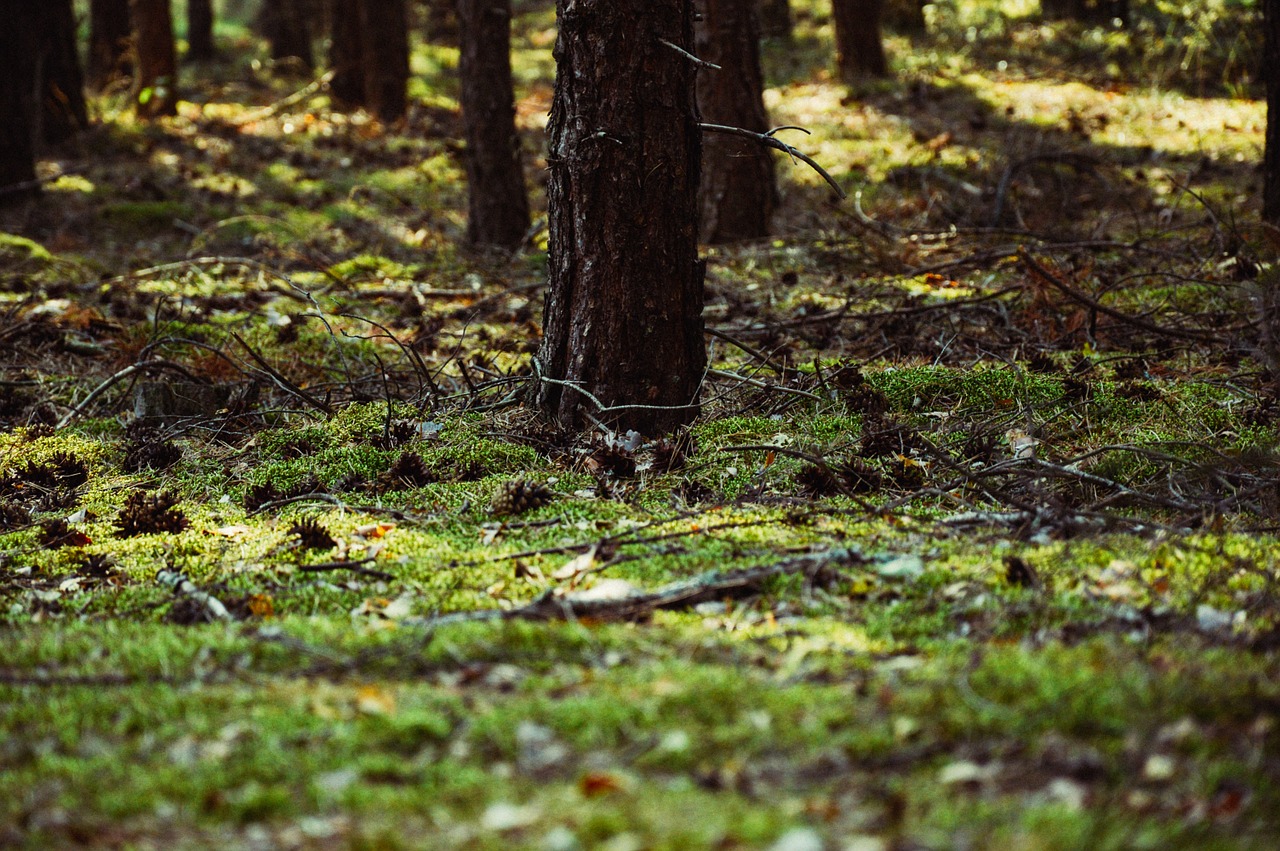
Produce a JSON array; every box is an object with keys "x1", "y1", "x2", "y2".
[
  {"x1": 1017, "y1": 248, "x2": 1222, "y2": 343},
  {"x1": 699, "y1": 123, "x2": 845, "y2": 199},
  {"x1": 295, "y1": 557, "x2": 394, "y2": 581},
  {"x1": 704, "y1": 327, "x2": 787, "y2": 374},
  {"x1": 56, "y1": 359, "x2": 205, "y2": 429},
  {"x1": 720, "y1": 444, "x2": 878, "y2": 511},
  {"x1": 156, "y1": 569, "x2": 231, "y2": 621},
  {"x1": 411, "y1": 546, "x2": 863, "y2": 627},
  {"x1": 231, "y1": 332, "x2": 333, "y2": 414},
  {"x1": 231, "y1": 70, "x2": 335, "y2": 125},
  {"x1": 247, "y1": 492, "x2": 441, "y2": 525},
  {"x1": 705, "y1": 369, "x2": 823, "y2": 401}
]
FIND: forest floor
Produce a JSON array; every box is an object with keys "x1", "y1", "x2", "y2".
[{"x1": 2, "y1": 1, "x2": 1279, "y2": 848}]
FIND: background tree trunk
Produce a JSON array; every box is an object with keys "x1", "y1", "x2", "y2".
[
  {"x1": 458, "y1": 0, "x2": 530, "y2": 249},
  {"x1": 1041, "y1": 0, "x2": 1127, "y2": 24},
  {"x1": 697, "y1": 0, "x2": 776, "y2": 243},
  {"x1": 258, "y1": 0, "x2": 314, "y2": 69},
  {"x1": 759, "y1": 0, "x2": 791, "y2": 39},
  {"x1": 1266, "y1": 0, "x2": 1280, "y2": 225},
  {"x1": 130, "y1": 0, "x2": 179, "y2": 118},
  {"x1": 0, "y1": 3, "x2": 40, "y2": 200},
  {"x1": 89, "y1": 0, "x2": 133, "y2": 90},
  {"x1": 883, "y1": 0, "x2": 926, "y2": 32},
  {"x1": 423, "y1": 0, "x2": 460, "y2": 45},
  {"x1": 187, "y1": 0, "x2": 215, "y2": 60},
  {"x1": 329, "y1": 0, "x2": 365, "y2": 106},
  {"x1": 537, "y1": 0, "x2": 706, "y2": 434},
  {"x1": 40, "y1": 1, "x2": 90, "y2": 145},
  {"x1": 832, "y1": 0, "x2": 890, "y2": 80},
  {"x1": 360, "y1": 0, "x2": 410, "y2": 121}
]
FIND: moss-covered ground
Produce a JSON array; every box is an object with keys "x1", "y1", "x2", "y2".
[{"x1": 2, "y1": 0, "x2": 1278, "y2": 847}]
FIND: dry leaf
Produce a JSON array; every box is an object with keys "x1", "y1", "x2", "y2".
[
  {"x1": 355, "y1": 685, "x2": 396, "y2": 716},
  {"x1": 552, "y1": 545, "x2": 597, "y2": 582}
]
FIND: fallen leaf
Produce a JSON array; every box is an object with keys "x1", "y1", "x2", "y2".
[
  {"x1": 355, "y1": 685, "x2": 396, "y2": 716},
  {"x1": 552, "y1": 545, "x2": 597, "y2": 582}
]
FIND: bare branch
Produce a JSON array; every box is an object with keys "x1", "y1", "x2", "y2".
[{"x1": 699, "y1": 123, "x2": 845, "y2": 199}]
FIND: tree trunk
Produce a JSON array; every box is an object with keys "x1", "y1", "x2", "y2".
[
  {"x1": 0, "y1": 3, "x2": 40, "y2": 200},
  {"x1": 832, "y1": 0, "x2": 889, "y2": 80},
  {"x1": 759, "y1": 0, "x2": 791, "y2": 39},
  {"x1": 187, "y1": 0, "x2": 215, "y2": 60},
  {"x1": 360, "y1": 0, "x2": 410, "y2": 121},
  {"x1": 39, "y1": 1, "x2": 90, "y2": 145},
  {"x1": 89, "y1": 0, "x2": 133, "y2": 90},
  {"x1": 423, "y1": 0, "x2": 459, "y2": 45},
  {"x1": 883, "y1": 0, "x2": 926, "y2": 32},
  {"x1": 1266, "y1": 0, "x2": 1280, "y2": 225},
  {"x1": 697, "y1": 0, "x2": 776, "y2": 243},
  {"x1": 130, "y1": 0, "x2": 179, "y2": 118},
  {"x1": 329, "y1": 0, "x2": 365, "y2": 107},
  {"x1": 536, "y1": 0, "x2": 706, "y2": 434},
  {"x1": 458, "y1": 0, "x2": 530, "y2": 249},
  {"x1": 258, "y1": 0, "x2": 314, "y2": 69},
  {"x1": 1041, "y1": 0, "x2": 1127, "y2": 24}
]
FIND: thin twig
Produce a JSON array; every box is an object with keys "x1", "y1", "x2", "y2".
[{"x1": 700, "y1": 123, "x2": 845, "y2": 199}]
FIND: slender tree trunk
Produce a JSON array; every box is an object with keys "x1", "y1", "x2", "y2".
[
  {"x1": 89, "y1": 0, "x2": 133, "y2": 90},
  {"x1": 360, "y1": 0, "x2": 410, "y2": 121},
  {"x1": 697, "y1": 0, "x2": 776, "y2": 243},
  {"x1": 329, "y1": 0, "x2": 365, "y2": 107},
  {"x1": 832, "y1": 0, "x2": 889, "y2": 80},
  {"x1": 0, "y1": 3, "x2": 40, "y2": 200},
  {"x1": 187, "y1": 0, "x2": 215, "y2": 60},
  {"x1": 1266, "y1": 0, "x2": 1280, "y2": 225},
  {"x1": 130, "y1": 0, "x2": 179, "y2": 118},
  {"x1": 536, "y1": 0, "x2": 706, "y2": 434},
  {"x1": 759, "y1": 0, "x2": 791, "y2": 39},
  {"x1": 458, "y1": 0, "x2": 530, "y2": 249},
  {"x1": 259, "y1": 0, "x2": 314, "y2": 69},
  {"x1": 40, "y1": 0, "x2": 90, "y2": 144}
]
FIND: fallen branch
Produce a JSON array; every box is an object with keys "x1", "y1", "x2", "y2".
[
  {"x1": 700, "y1": 123, "x2": 845, "y2": 199},
  {"x1": 410, "y1": 546, "x2": 864, "y2": 627},
  {"x1": 295, "y1": 556, "x2": 394, "y2": 581},
  {"x1": 157, "y1": 569, "x2": 231, "y2": 622}
]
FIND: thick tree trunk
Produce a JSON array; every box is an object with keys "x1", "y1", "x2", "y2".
[
  {"x1": 89, "y1": 0, "x2": 133, "y2": 90},
  {"x1": 130, "y1": 0, "x2": 179, "y2": 118},
  {"x1": 458, "y1": 0, "x2": 530, "y2": 249},
  {"x1": 40, "y1": 1, "x2": 90, "y2": 145},
  {"x1": 536, "y1": 0, "x2": 706, "y2": 434},
  {"x1": 329, "y1": 0, "x2": 365, "y2": 107},
  {"x1": 187, "y1": 0, "x2": 215, "y2": 60},
  {"x1": 832, "y1": 0, "x2": 889, "y2": 80},
  {"x1": 0, "y1": 3, "x2": 40, "y2": 200},
  {"x1": 259, "y1": 0, "x2": 314, "y2": 69},
  {"x1": 1266, "y1": 0, "x2": 1280, "y2": 225},
  {"x1": 697, "y1": 0, "x2": 776, "y2": 243},
  {"x1": 1041, "y1": 0, "x2": 1127, "y2": 24},
  {"x1": 360, "y1": 0, "x2": 410, "y2": 121},
  {"x1": 759, "y1": 0, "x2": 791, "y2": 39}
]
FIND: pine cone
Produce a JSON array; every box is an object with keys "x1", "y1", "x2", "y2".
[
  {"x1": 115, "y1": 490, "x2": 190, "y2": 537},
  {"x1": 491, "y1": 479, "x2": 554, "y2": 516},
  {"x1": 380, "y1": 451, "x2": 436, "y2": 490},
  {"x1": 286, "y1": 517, "x2": 336, "y2": 551}
]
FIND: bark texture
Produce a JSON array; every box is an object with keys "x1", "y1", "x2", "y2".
[
  {"x1": 423, "y1": 0, "x2": 459, "y2": 45},
  {"x1": 89, "y1": 0, "x2": 133, "y2": 90},
  {"x1": 40, "y1": 0, "x2": 89, "y2": 144},
  {"x1": 131, "y1": 0, "x2": 179, "y2": 118},
  {"x1": 329, "y1": 0, "x2": 365, "y2": 106},
  {"x1": 537, "y1": 0, "x2": 706, "y2": 434},
  {"x1": 360, "y1": 0, "x2": 411, "y2": 121},
  {"x1": 697, "y1": 0, "x2": 775, "y2": 243},
  {"x1": 458, "y1": 0, "x2": 530, "y2": 249},
  {"x1": 187, "y1": 0, "x2": 215, "y2": 60},
  {"x1": 832, "y1": 0, "x2": 890, "y2": 80},
  {"x1": 0, "y1": 2, "x2": 40, "y2": 199},
  {"x1": 1267, "y1": 0, "x2": 1280, "y2": 225},
  {"x1": 258, "y1": 0, "x2": 314, "y2": 69},
  {"x1": 759, "y1": 0, "x2": 791, "y2": 39}
]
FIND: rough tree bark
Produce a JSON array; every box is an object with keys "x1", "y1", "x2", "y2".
[
  {"x1": 360, "y1": 0, "x2": 411, "y2": 121},
  {"x1": 0, "y1": 3, "x2": 40, "y2": 200},
  {"x1": 535, "y1": 0, "x2": 706, "y2": 434},
  {"x1": 258, "y1": 0, "x2": 314, "y2": 69},
  {"x1": 458, "y1": 0, "x2": 531, "y2": 249},
  {"x1": 697, "y1": 0, "x2": 776, "y2": 243},
  {"x1": 1266, "y1": 0, "x2": 1280, "y2": 225},
  {"x1": 832, "y1": 0, "x2": 890, "y2": 80},
  {"x1": 130, "y1": 0, "x2": 179, "y2": 118},
  {"x1": 759, "y1": 0, "x2": 791, "y2": 39},
  {"x1": 329, "y1": 0, "x2": 365, "y2": 106},
  {"x1": 89, "y1": 0, "x2": 133, "y2": 90},
  {"x1": 187, "y1": 0, "x2": 215, "y2": 60},
  {"x1": 40, "y1": 1, "x2": 90, "y2": 144}
]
